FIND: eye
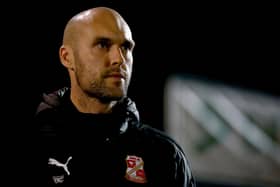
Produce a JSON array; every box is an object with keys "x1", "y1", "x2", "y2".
[
  {"x1": 121, "y1": 41, "x2": 134, "y2": 51},
  {"x1": 97, "y1": 40, "x2": 110, "y2": 49}
]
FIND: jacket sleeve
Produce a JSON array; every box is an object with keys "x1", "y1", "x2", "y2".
[
  {"x1": 175, "y1": 148, "x2": 196, "y2": 187},
  {"x1": 32, "y1": 110, "x2": 57, "y2": 186}
]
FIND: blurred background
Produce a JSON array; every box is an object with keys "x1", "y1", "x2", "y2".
[{"x1": 4, "y1": 0, "x2": 279, "y2": 186}]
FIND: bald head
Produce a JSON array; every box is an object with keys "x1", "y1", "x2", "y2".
[
  {"x1": 62, "y1": 7, "x2": 132, "y2": 47},
  {"x1": 58, "y1": 6, "x2": 135, "y2": 109}
]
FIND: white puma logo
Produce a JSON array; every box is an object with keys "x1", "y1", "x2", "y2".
[{"x1": 48, "y1": 156, "x2": 72, "y2": 176}]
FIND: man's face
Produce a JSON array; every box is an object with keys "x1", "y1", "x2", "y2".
[{"x1": 72, "y1": 15, "x2": 134, "y2": 102}]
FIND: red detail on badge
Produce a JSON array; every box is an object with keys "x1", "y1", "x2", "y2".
[{"x1": 125, "y1": 155, "x2": 147, "y2": 183}]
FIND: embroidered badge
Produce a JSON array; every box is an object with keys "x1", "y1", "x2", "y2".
[
  {"x1": 48, "y1": 156, "x2": 72, "y2": 184},
  {"x1": 125, "y1": 155, "x2": 147, "y2": 183}
]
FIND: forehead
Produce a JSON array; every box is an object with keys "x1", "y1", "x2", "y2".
[{"x1": 81, "y1": 11, "x2": 133, "y2": 42}]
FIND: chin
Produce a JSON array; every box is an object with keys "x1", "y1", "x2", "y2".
[
  {"x1": 100, "y1": 90, "x2": 127, "y2": 102},
  {"x1": 99, "y1": 95, "x2": 125, "y2": 103},
  {"x1": 111, "y1": 93, "x2": 126, "y2": 100},
  {"x1": 110, "y1": 88, "x2": 127, "y2": 98}
]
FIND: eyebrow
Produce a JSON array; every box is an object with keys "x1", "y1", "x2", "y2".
[
  {"x1": 95, "y1": 37, "x2": 111, "y2": 44},
  {"x1": 95, "y1": 36, "x2": 135, "y2": 48}
]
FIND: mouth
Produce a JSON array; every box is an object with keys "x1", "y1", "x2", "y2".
[{"x1": 105, "y1": 72, "x2": 126, "y2": 80}]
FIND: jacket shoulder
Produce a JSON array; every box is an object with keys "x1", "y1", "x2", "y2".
[
  {"x1": 139, "y1": 124, "x2": 184, "y2": 152},
  {"x1": 134, "y1": 124, "x2": 196, "y2": 186}
]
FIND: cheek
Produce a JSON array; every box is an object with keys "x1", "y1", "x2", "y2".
[
  {"x1": 128, "y1": 61, "x2": 133, "y2": 73},
  {"x1": 77, "y1": 63, "x2": 98, "y2": 80},
  {"x1": 126, "y1": 55, "x2": 133, "y2": 69}
]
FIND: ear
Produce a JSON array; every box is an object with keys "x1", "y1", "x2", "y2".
[{"x1": 59, "y1": 45, "x2": 74, "y2": 70}]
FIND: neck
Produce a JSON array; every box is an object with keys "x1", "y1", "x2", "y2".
[{"x1": 70, "y1": 87, "x2": 117, "y2": 114}]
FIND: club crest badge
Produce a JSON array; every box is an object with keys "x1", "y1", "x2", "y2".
[{"x1": 124, "y1": 155, "x2": 147, "y2": 183}]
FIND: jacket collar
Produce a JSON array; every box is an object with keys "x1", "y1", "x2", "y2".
[{"x1": 36, "y1": 87, "x2": 141, "y2": 133}]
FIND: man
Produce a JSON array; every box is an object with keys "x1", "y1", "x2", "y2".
[{"x1": 34, "y1": 6, "x2": 196, "y2": 186}]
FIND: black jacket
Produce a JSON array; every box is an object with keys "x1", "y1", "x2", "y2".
[{"x1": 34, "y1": 87, "x2": 196, "y2": 186}]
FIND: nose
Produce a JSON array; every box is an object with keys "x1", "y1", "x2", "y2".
[{"x1": 109, "y1": 46, "x2": 125, "y2": 66}]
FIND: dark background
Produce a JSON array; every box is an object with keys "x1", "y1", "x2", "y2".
[
  {"x1": 3, "y1": 1, "x2": 279, "y2": 186},
  {"x1": 13, "y1": 0, "x2": 278, "y2": 128}
]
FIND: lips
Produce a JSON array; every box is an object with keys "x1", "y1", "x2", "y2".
[{"x1": 105, "y1": 72, "x2": 126, "y2": 79}]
